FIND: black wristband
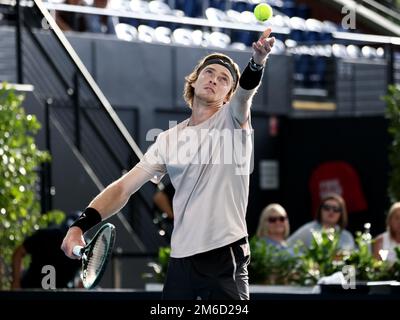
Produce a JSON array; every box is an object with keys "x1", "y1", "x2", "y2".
[
  {"x1": 239, "y1": 63, "x2": 264, "y2": 90},
  {"x1": 249, "y1": 57, "x2": 264, "y2": 72},
  {"x1": 70, "y1": 207, "x2": 102, "y2": 233}
]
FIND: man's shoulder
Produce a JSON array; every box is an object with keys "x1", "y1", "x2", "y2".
[{"x1": 158, "y1": 119, "x2": 190, "y2": 137}]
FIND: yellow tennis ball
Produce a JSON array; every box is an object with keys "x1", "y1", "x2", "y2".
[{"x1": 254, "y1": 3, "x2": 273, "y2": 22}]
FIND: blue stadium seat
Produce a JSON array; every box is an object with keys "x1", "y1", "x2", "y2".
[
  {"x1": 138, "y1": 24, "x2": 156, "y2": 43},
  {"x1": 115, "y1": 23, "x2": 138, "y2": 41},
  {"x1": 231, "y1": 0, "x2": 253, "y2": 13},
  {"x1": 205, "y1": 7, "x2": 227, "y2": 23},
  {"x1": 208, "y1": 31, "x2": 231, "y2": 48},
  {"x1": 296, "y1": 4, "x2": 310, "y2": 20},
  {"x1": 154, "y1": 26, "x2": 172, "y2": 44},
  {"x1": 281, "y1": 1, "x2": 296, "y2": 17},
  {"x1": 270, "y1": 38, "x2": 286, "y2": 55},
  {"x1": 332, "y1": 44, "x2": 348, "y2": 58},
  {"x1": 227, "y1": 9, "x2": 257, "y2": 47},
  {"x1": 209, "y1": 0, "x2": 227, "y2": 11},
  {"x1": 172, "y1": 27, "x2": 195, "y2": 46},
  {"x1": 174, "y1": 0, "x2": 203, "y2": 17},
  {"x1": 305, "y1": 18, "x2": 324, "y2": 43},
  {"x1": 346, "y1": 44, "x2": 361, "y2": 58},
  {"x1": 289, "y1": 17, "x2": 307, "y2": 42},
  {"x1": 148, "y1": 1, "x2": 173, "y2": 15}
]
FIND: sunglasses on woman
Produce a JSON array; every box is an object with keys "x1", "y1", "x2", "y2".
[
  {"x1": 268, "y1": 216, "x2": 287, "y2": 223},
  {"x1": 321, "y1": 204, "x2": 342, "y2": 213}
]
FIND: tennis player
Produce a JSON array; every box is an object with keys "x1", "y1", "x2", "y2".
[{"x1": 62, "y1": 28, "x2": 275, "y2": 300}]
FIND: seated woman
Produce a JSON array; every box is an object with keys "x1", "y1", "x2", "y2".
[
  {"x1": 256, "y1": 203, "x2": 290, "y2": 250},
  {"x1": 287, "y1": 193, "x2": 355, "y2": 251},
  {"x1": 372, "y1": 202, "x2": 400, "y2": 263}
]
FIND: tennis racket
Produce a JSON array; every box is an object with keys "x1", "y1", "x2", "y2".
[{"x1": 72, "y1": 223, "x2": 116, "y2": 289}]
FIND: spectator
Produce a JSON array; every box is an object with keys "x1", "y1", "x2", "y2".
[
  {"x1": 372, "y1": 202, "x2": 400, "y2": 263},
  {"x1": 256, "y1": 203, "x2": 290, "y2": 251},
  {"x1": 287, "y1": 193, "x2": 355, "y2": 251},
  {"x1": 11, "y1": 212, "x2": 81, "y2": 289}
]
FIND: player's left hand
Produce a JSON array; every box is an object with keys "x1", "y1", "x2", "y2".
[{"x1": 252, "y1": 27, "x2": 275, "y2": 66}]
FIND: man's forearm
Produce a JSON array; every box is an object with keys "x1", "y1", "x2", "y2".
[
  {"x1": 87, "y1": 180, "x2": 130, "y2": 219},
  {"x1": 231, "y1": 62, "x2": 264, "y2": 124},
  {"x1": 88, "y1": 166, "x2": 153, "y2": 219}
]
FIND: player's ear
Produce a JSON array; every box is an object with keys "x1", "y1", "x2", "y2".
[{"x1": 224, "y1": 91, "x2": 232, "y2": 104}]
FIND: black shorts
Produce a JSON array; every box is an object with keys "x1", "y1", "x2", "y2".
[{"x1": 162, "y1": 237, "x2": 250, "y2": 300}]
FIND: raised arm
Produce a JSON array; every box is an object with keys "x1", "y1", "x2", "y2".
[
  {"x1": 61, "y1": 166, "x2": 154, "y2": 258},
  {"x1": 230, "y1": 28, "x2": 275, "y2": 128}
]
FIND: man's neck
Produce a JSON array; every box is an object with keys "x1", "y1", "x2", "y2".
[{"x1": 189, "y1": 100, "x2": 223, "y2": 126}]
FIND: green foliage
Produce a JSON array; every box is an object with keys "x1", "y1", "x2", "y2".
[
  {"x1": 345, "y1": 231, "x2": 393, "y2": 281},
  {"x1": 248, "y1": 237, "x2": 299, "y2": 285},
  {"x1": 144, "y1": 231, "x2": 400, "y2": 286},
  {"x1": 294, "y1": 229, "x2": 346, "y2": 285},
  {"x1": 0, "y1": 84, "x2": 62, "y2": 289},
  {"x1": 250, "y1": 228, "x2": 400, "y2": 286},
  {"x1": 248, "y1": 237, "x2": 269, "y2": 283},
  {"x1": 392, "y1": 247, "x2": 400, "y2": 279},
  {"x1": 144, "y1": 246, "x2": 171, "y2": 283},
  {"x1": 384, "y1": 85, "x2": 400, "y2": 202}
]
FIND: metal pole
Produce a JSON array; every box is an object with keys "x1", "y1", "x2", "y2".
[
  {"x1": 73, "y1": 72, "x2": 81, "y2": 151},
  {"x1": 15, "y1": 0, "x2": 23, "y2": 83},
  {"x1": 45, "y1": 98, "x2": 53, "y2": 211}
]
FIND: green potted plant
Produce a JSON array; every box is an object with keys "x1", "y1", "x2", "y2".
[
  {"x1": 143, "y1": 246, "x2": 171, "y2": 284},
  {"x1": 384, "y1": 84, "x2": 400, "y2": 202},
  {"x1": 0, "y1": 84, "x2": 62, "y2": 289}
]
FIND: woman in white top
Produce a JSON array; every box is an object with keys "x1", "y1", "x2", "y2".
[{"x1": 373, "y1": 202, "x2": 400, "y2": 263}]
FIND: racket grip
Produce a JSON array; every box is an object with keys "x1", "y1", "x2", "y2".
[{"x1": 73, "y1": 245, "x2": 83, "y2": 257}]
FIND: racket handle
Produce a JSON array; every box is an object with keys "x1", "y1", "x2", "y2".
[{"x1": 73, "y1": 245, "x2": 84, "y2": 257}]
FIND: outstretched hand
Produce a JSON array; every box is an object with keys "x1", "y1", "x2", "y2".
[{"x1": 252, "y1": 27, "x2": 275, "y2": 66}]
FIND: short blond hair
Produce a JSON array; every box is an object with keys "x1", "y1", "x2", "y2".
[
  {"x1": 256, "y1": 203, "x2": 290, "y2": 239},
  {"x1": 183, "y1": 53, "x2": 240, "y2": 108}
]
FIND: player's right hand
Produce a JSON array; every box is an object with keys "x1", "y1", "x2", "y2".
[{"x1": 61, "y1": 226, "x2": 86, "y2": 259}]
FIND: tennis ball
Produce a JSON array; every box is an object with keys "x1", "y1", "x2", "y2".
[{"x1": 254, "y1": 3, "x2": 273, "y2": 22}]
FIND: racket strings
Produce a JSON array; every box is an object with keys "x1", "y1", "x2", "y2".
[{"x1": 83, "y1": 233, "x2": 110, "y2": 285}]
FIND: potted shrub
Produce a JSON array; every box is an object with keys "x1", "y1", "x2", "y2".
[{"x1": 0, "y1": 84, "x2": 62, "y2": 289}]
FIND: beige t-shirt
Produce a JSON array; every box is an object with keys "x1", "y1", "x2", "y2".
[{"x1": 137, "y1": 103, "x2": 253, "y2": 258}]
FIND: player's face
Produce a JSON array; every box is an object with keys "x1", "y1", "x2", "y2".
[{"x1": 192, "y1": 64, "x2": 233, "y2": 105}]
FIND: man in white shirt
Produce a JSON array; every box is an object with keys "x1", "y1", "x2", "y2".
[{"x1": 61, "y1": 28, "x2": 275, "y2": 300}]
